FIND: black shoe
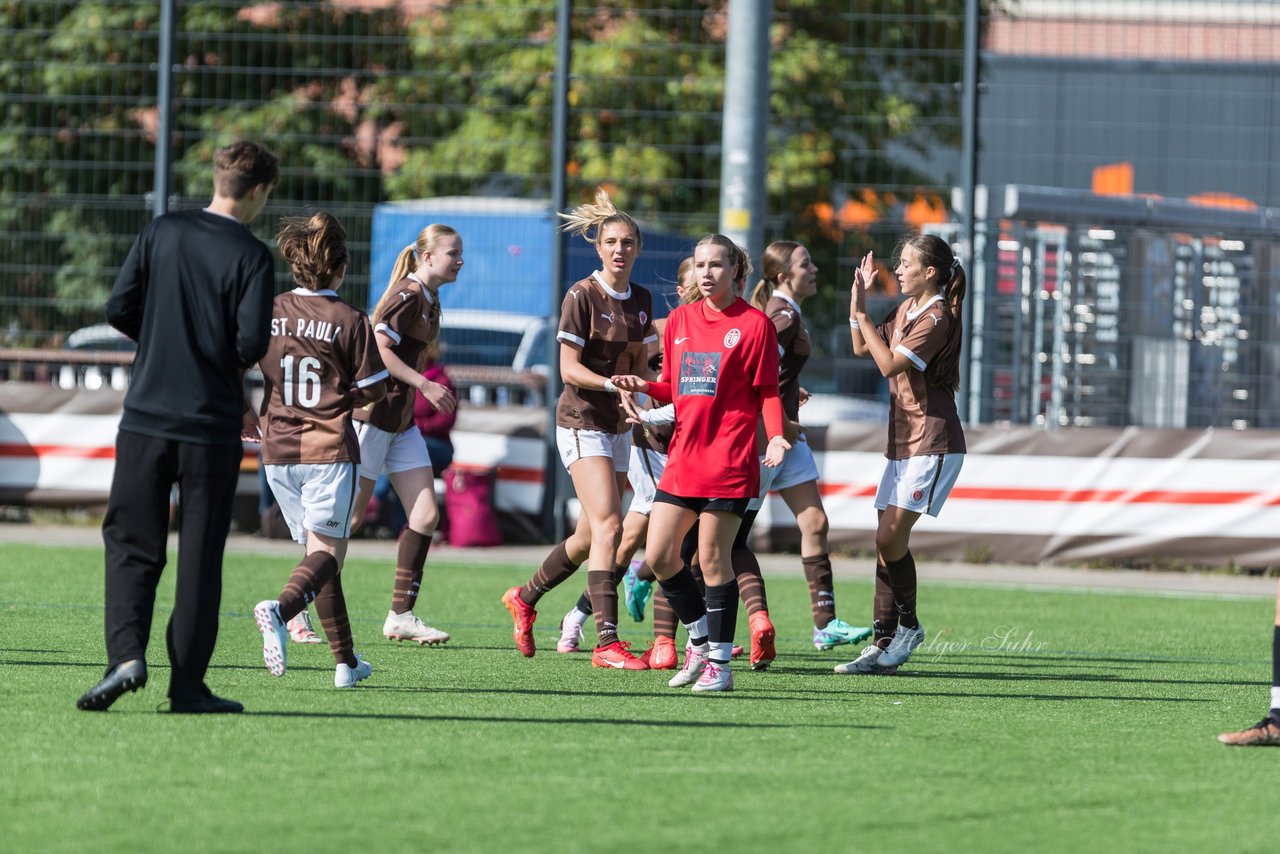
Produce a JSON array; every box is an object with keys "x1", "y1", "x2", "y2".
[
  {"x1": 76, "y1": 659, "x2": 148, "y2": 711},
  {"x1": 169, "y1": 684, "x2": 244, "y2": 714}
]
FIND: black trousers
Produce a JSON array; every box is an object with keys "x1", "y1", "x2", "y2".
[{"x1": 102, "y1": 429, "x2": 242, "y2": 699}]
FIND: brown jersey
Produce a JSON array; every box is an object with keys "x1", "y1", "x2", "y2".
[
  {"x1": 875, "y1": 294, "x2": 967, "y2": 460},
  {"x1": 765, "y1": 293, "x2": 811, "y2": 422},
  {"x1": 556, "y1": 272, "x2": 657, "y2": 433},
  {"x1": 259, "y1": 288, "x2": 388, "y2": 465},
  {"x1": 354, "y1": 274, "x2": 440, "y2": 433}
]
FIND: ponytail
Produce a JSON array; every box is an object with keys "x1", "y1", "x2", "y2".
[
  {"x1": 558, "y1": 187, "x2": 642, "y2": 248},
  {"x1": 372, "y1": 224, "x2": 458, "y2": 322},
  {"x1": 275, "y1": 211, "x2": 348, "y2": 291}
]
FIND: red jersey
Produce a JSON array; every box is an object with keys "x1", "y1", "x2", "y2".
[{"x1": 657, "y1": 297, "x2": 779, "y2": 499}]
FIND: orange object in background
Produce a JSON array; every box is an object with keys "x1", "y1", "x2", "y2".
[
  {"x1": 903, "y1": 190, "x2": 948, "y2": 229},
  {"x1": 1187, "y1": 192, "x2": 1257, "y2": 211},
  {"x1": 1092, "y1": 161, "x2": 1133, "y2": 195}
]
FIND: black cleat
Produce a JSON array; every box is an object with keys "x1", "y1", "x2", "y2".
[
  {"x1": 76, "y1": 659, "x2": 148, "y2": 711},
  {"x1": 168, "y1": 684, "x2": 244, "y2": 714}
]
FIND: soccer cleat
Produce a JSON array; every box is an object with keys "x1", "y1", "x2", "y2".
[
  {"x1": 556, "y1": 610, "x2": 585, "y2": 654},
  {"x1": 1218, "y1": 717, "x2": 1280, "y2": 746},
  {"x1": 691, "y1": 660, "x2": 734, "y2": 693},
  {"x1": 731, "y1": 645, "x2": 744, "y2": 659},
  {"x1": 502, "y1": 586, "x2": 537, "y2": 657},
  {"x1": 76, "y1": 659, "x2": 148, "y2": 711},
  {"x1": 668, "y1": 645, "x2": 709, "y2": 688},
  {"x1": 287, "y1": 608, "x2": 323, "y2": 644},
  {"x1": 253, "y1": 600, "x2": 289, "y2": 677},
  {"x1": 878, "y1": 623, "x2": 925, "y2": 667},
  {"x1": 813, "y1": 617, "x2": 874, "y2": 651},
  {"x1": 591, "y1": 639, "x2": 649, "y2": 670},
  {"x1": 641, "y1": 635, "x2": 679, "y2": 670},
  {"x1": 624, "y1": 560, "x2": 654, "y2": 622},
  {"x1": 383, "y1": 610, "x2": 450, "y2": 645},
  {"x1": 748, "y1": 610, "x2": 776, "y2": 671},
  {"x1": 334, "y1": 654, "x2": 373, "y2": 688},
  {"x1": 834, "y1": 644, "x2": 898, "y2": 675}
]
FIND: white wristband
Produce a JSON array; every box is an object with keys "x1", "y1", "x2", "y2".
[
  {"x1": 603, "y1": 379, "x2": 619, "y2": 394},
  {"x1": 848, "y1": 317, "x2": 860, "y2": 329}
]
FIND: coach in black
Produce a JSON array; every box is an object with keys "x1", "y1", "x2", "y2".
[{"x1": 77, "y1": 140, "x2": 278, "y2": 714}]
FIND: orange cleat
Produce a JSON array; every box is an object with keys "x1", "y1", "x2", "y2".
[
  {"x1": 641, "y1": 635, "x2": 679, "y2": 670},
  {"x1": 591, "y1": 639, "x2": 649, "y2": 670},
  {"x1": 748, "y1": 611, "x2": 776, "y2": 671},
  {"x1": 501, "y1": 587, "x2": 537, "y2": 657}
]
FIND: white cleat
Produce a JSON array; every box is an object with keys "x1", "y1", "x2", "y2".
[
  {"x1": 334, "y1": 654, "x2": 373, "y2": 688},
  {"x1": 878, "y1": 624, "x2": 925, "y2": 668},
  {"x1": 668, "y1": 645, "x2": 709, "y2": 688},
  {"x1": 556, "y1": 610, "x2": 585, "y2": 654},
  {"x1": 834, "y1": 645, "x2": 897, "y2": 675},
  {"x1": 287, "y1": 608, "x2": 323, "y2": 644},
  {"x1": 254, "y1": 600, "x2": 289, "y2": 677},
  {"x1": 691, "y1": 660, "x2": 734, "y2": 693},
  {"x1": 383, "y1": 610, "x2": 450, "y2": 645}
]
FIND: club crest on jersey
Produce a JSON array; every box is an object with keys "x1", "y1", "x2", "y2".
[
  {"x1": 723, "y1": 328, "x2": 741, "y2": 349},
  {"x1": 639, "y1": 310, "x2": 648, "y2": 325}
]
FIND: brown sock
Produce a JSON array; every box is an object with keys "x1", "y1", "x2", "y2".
[
  {"x1": 519, "y1": 540, "x2": 578, "y2": 606},
  {"x1": 391, "y1": 528, "x2": 431, "y2": 614},
  {"x1": 587, "y1": 569, "x2": 620, "y2": 647},
  {"x1": 652, "y1": 587, "x2": 678, "y2": 640},
  {"x1": 314, "y1": 571, "x2": 357, "y2": 667},
  {"x1": 802, "y1": 553, "x2": 836, "y2": 629},
  {"x1": 731, "y1": 547, "x2": 768, "y2": 615},
  {"x1": 278, "y1": 552, "x2": 339, "y2": 622},
  {"x1": 873, "y1": 559, "x2": 897, "y2": 648},
  {"x1": 885, "y1": 551, "x2": 919, "y2": 629},
  {"x1": 578, "y1": 563, "x2": 629, "y2": 613}
]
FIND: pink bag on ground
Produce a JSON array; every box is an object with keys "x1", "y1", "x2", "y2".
[{"x1": 444, "y1": 468, "x2": 502, "y2": 547}]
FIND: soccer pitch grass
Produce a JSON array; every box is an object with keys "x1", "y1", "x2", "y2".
[{"x1": 3, "y1": 543, "x2": 1280, "y2": 853}]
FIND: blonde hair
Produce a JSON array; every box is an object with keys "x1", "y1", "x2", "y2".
[
  {"x1": 558, "y1": 187, "x2": 642, "y2": 249},
  {"x1": 675, "y1": 256, "x2": 698, "y2": 304},
  {"x1": 694, "y1": 233, "x2": 752, "y2": 295},
  {"x1": 373, "y1": 223, "x2": 458, "y2": 322},
  {"x1": 276, "y1": 211, "x2": 347, "y2": 290},
  {"x1": 749, "y1": 240, "x2": 800, "y2": 312}
]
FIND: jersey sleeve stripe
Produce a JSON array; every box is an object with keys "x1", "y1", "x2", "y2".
[
  {"x1": 643, "y1": 333, "x2": 659, "y2": 345},
  {"x1": 895, "y1": 344, "x2": 927, "y2": 371},
  {"x1": 374, "y1": 323, "x2": 401, "y2": 344},
  {"x1": 356, "y1": 369, "x2": 389, "y2": 388},
  {"x1": 557, "y1": 330, "x2": 586, "y2": 347}
]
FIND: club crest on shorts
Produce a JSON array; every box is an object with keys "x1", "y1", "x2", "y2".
[
  {"x1": 912, "y1": 489, "x2": 924, "y2": 501},
  {"x1": 723, "y1": 328, "x2": 741, "y2": 348}
]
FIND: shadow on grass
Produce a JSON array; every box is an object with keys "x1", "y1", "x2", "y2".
[
  {"x1": 0, "y1": 659, "x2": 332, "y2": 673},
  {"x1": 898, "y1": 667, "x2": 1257, "y2": 688},
  {"x1": 244, "y1": 709, "x2": 889, "y2": 728}
]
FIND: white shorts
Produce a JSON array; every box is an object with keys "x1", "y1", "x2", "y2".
[
  {"x1": 874, "y1": 453, "x2": 965, "y2": 517},
  {"x1": 355, "y1": 421, "x2": 432, "y2": 481},
  {"x1": 265, "y1": 461, "x2": 359, "y2": 544},
  {"x1": 556, "y1": 426, "x2": 630, "y2": 473},
  {"x1": 626, "y1": 445, "x2": 668, "y2": 516},
  {"x1": 771, "y1": 433, "x2": 822, "y2": 492},
  {"x1": 747, "y1": 454, "x2": 782, "y2": 513}
]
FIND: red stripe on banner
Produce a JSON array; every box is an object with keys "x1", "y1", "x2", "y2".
[
  {"x1": 5, "y1": 441, "x2": 1280, "y2": 505},
  {"x1": 0, "y1": 443, "x2": 117, "y2": 460},
  {"x1": 817, "y1": 482, "x2": 1277, "y2": 506},
  {"x1": 452, "y1": 462, "x2": 544, "y2": 484}
]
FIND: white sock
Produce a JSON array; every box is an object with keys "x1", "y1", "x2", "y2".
[
  {"x1": 709, "y1": 641, "x2": 734, "y2": 664},
  {"x1": 570, "y1": 607, "x2": 590, "y2": 626},
  {"x1": 1270, "y1": 685, "x2": 1280, "y2": 711},
  {"x1": 685, "y1": 616, "x2": 708, "y2": 641}
]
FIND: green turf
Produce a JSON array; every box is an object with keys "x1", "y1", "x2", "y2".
[{"x1": 3, "y1": 542, "x2": 1280, "y2": 853}]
